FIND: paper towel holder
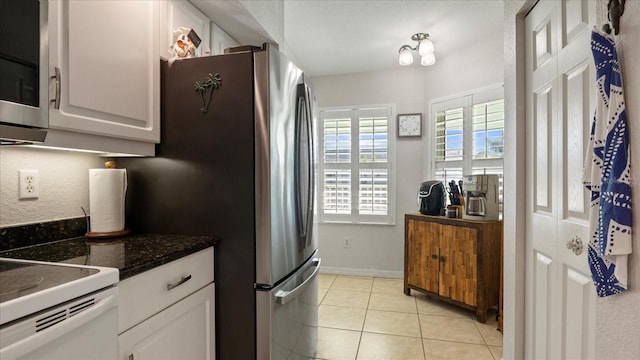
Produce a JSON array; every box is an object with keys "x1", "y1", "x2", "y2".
[
  {"x1": 86, "y1": 161, "x2": 131, "y2": 239},
  {"x1": 82, "y1": 206, "x2": 130, "y2": 238},
  {"x1": 86, "y1": 227, "x2": 131, "y2": 239}
]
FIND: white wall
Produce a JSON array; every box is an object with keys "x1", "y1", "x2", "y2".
[
  {"x1": 594, "y1": 0, "x2": 640, "y2": 358},
  {"x1": 310, "y1": 29, "x2": 504, "y2": 277},
  {"x1": 238, "y1": 0, "x2": 284, "y2": 46},
  {"x1": 0, "y1": 147, "x2": 102, "y2": 227}
]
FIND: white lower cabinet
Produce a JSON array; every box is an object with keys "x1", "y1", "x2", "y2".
[
  {"x1": 118, "y1": 284, "x2": 215, "y2": 360},
  {"x1": 117, "y1": 247, "x2": 215, "y2": 360}
]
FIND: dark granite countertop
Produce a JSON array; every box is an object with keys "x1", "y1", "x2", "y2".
[{"x1": 0, "y1": 234, "x2": 217, "y2": 280}]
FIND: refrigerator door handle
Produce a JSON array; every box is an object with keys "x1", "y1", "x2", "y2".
[
  {"x1": 274, "y1": 258, "x2": 321, "y2": 305},
  {"x1": 304, "y1": 83, "x2": 315, "y2": 238},
  {"x1": 294, "y1": 83, "x2": 314, "y2": 241}
]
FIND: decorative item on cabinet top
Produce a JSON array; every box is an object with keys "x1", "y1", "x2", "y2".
[{"x1": 170, "y1": 27, "x2": 202, "y2": 59}]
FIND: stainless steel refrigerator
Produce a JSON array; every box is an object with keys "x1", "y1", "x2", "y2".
[{"x1": 120, "y1": 44, "x2": 319, "y2": 360}]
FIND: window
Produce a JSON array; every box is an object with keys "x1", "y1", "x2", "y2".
[
  {"x1": 431, "y1": 87, "x2": 504, "y2": 208},
  {"x1": 319, "y1": 106, "x2": 395, "y2": 224}
]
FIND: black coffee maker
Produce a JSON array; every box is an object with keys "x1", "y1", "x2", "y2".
[{"x1": 418, "y1": 180, "x2": 446, "y2": 215}]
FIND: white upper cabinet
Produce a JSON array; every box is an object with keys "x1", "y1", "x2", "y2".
[
  {"x1": 48, "y1": 0, "x2": 160, "y2": 144},
  {"x1": 210, "y1": 23, "x2": 240, "y2": 55},
  {"x1": 161, "y1": 1, "x2": 212, "y2": 58}
]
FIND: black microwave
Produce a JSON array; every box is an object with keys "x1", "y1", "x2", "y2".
[{"x1": 0, "y1": 0, "x2": 48, "y2": 143}]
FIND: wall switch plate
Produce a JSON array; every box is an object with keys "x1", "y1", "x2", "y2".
[
  {"x1": 344, "y1": 237, "x2": 351, "y2": 248},
  {"x1": 19, "y1": 169, "x2": 39, "y2": 199}
]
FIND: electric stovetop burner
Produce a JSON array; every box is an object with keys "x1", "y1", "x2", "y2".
[
  {"x1": 0, "y1": 258, "x2": 118, "y2": 325},
  {"x1": 0, "y1": 260, "x2": 98, "y2": 303}
]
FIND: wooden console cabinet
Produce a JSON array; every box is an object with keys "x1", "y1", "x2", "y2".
[{"x1": 404, "y1": 213, "x2": 502, "y2": 323}]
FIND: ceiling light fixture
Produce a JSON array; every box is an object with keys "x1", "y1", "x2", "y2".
[{"x1": 398, "y1": 33, "x2": 435, "y2": 66}]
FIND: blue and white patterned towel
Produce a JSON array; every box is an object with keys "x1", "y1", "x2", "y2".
[{"x1": 583, "y1": 30, "x2": 633, "y2": 297}]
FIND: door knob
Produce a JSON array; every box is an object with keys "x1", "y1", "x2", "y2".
[{"x1": 566, "y1": 235, "x2": 583, "y2": 255}]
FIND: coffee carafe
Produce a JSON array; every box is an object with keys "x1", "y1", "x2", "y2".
[{"x1": 462, "y1": 175, "x2": 499, "y2": 220}]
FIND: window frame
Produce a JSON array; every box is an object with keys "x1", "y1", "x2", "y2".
[{"x1": 317, "y1": 104, "x2": 397, "y2": 225}]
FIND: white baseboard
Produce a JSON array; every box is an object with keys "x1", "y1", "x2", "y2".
[{"x1": 319, "y1": 266, "x2": 403, "y2": 279}]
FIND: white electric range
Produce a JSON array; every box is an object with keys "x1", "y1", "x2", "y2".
[{"x1": 0, "y1": 258, "x2": 118, "y2": 360}]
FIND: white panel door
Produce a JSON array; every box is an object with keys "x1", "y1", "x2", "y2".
[
  {"x1": 525, "y1": 1, "x2": 596, "y2": 359},
  {"x1": 49, "y1": 0, "x2": 160, "y2": 143}
]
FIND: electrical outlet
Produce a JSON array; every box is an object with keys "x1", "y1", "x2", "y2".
[
  {"x1": 344, "y1": 237, "x2": 351, "y2": 248},
  {"x1": 19, "y1": 169, "x2": 39, "y2": 199}
]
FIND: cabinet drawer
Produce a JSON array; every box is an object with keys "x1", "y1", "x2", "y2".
[{"x1": 118, "y1": 247, "x2": 214, "y2": 333}]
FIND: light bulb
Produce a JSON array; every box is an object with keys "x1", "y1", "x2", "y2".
[
  {"x1": 421, "y1": 53, "x2": 436, "y2": 66},
  {"x1": 418, "y1": 38, "x2": 434, "y2": 56},
  {"x1": 398, "y1": 46, "x2": 414, "y2": 66}
]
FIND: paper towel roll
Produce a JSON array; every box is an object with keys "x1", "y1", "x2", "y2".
[{"x1": 89, "y1": 169, "x2": 127, "y2": 233}]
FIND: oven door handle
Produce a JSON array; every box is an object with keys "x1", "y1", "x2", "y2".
[
  {"x1": 0, "y1": 293, "x2": 117, "y2": 360},
  {"x1": 274, "y1": 258, "x2": 321, "y2": 305}
]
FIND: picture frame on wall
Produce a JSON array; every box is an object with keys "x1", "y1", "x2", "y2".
[{"x1": 397, "y1": 113, "x2": 422, "y2": 137}]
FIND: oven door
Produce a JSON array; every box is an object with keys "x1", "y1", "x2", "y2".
[{"x1": 0, "y1": 287, "x2": 118, "y2": 360}]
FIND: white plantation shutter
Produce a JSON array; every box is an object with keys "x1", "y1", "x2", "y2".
[
  {"x1": 319, "y1": 106, "x2": 395, "y2": 224},
  {"x1": 358, "y1": 169, "x2": 388, "y2": 215},
  {"x1": 434, "y1": 168, "x2": 464, "y2": 186},
  {"x1": 435, "y1": 107, "x2": 464, "y2": 162},
  {"x1": 472, "y1": 99, "x2": 504, "y2": 160},
  {"x1": 323, "y1": 170, "x2": 351, "y2": 214},
  {"x1": 323, "y1": 116, "x2": 351, "y2": 163},
  {"x1": 359, "y1": 115, "x2": 388, "y2": 163},
  {"x1": 431, "y1": 87, "x2": 504, "y2": 209}
]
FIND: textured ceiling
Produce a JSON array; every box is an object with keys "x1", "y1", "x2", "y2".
[{"x1": 284, "y1": 0, "x2": 504, "y2": 76}]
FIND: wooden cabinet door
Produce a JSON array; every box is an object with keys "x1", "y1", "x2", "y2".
[
  {"x1": 48, "y1": 0, "x2": 160, "y2": 142},
  {"x1": 406, "y1": 219, "x2": 439, "y2": 293},
  {"x1": 439, "y1": 224, "x2": 478, "y2": 306}
]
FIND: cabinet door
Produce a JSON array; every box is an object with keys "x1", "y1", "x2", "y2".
[
  {"x1": 406, "y1": 219, "x2": 439, "y2": 293},
  {"x1": 439, "y1": 224, "x2": 478, "y2": 306},
  {"x1": 49, "y1": 0, "x2": 160, "y2": 142},
  {"x1": 118, "y1": 284, "x2": 215, "y2": 360}
]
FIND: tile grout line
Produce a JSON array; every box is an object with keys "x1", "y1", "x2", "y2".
[
  {"x1": 414, "y1": 291, "x2": 428, "y2": 359},
  {"x1": 355, "y1": 277, "x2": 374, "y2": 360}
]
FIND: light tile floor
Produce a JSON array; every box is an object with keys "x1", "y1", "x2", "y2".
[{"x1": 316, "y1": 274, "x2": 503, "y2": 360}]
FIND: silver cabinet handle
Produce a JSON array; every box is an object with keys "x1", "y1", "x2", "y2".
[
  {"x1": 566, "y1": 235, "x2": 583, "y2": 255},
  {"x1": 166, "y1": 274, "x2": 192, "y2": 291},
  {"x1": 50, "y1": 67, "x2": 60, "y2": 109}
]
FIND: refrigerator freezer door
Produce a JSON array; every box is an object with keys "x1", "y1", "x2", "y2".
[
  {"x1": 256, "y1": 253, "x2": 320, "y2": 360},
  {"x1": 254, "y1": 45, "x2": 317, "y2": 286}
]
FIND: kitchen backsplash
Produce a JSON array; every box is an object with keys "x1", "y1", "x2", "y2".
[
  {"x1": 0, "y1": 217, "x2": 87, "y2": 252},
  {"x1": 0, "y1": 147, "x2": 103, "y2": 227}
]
